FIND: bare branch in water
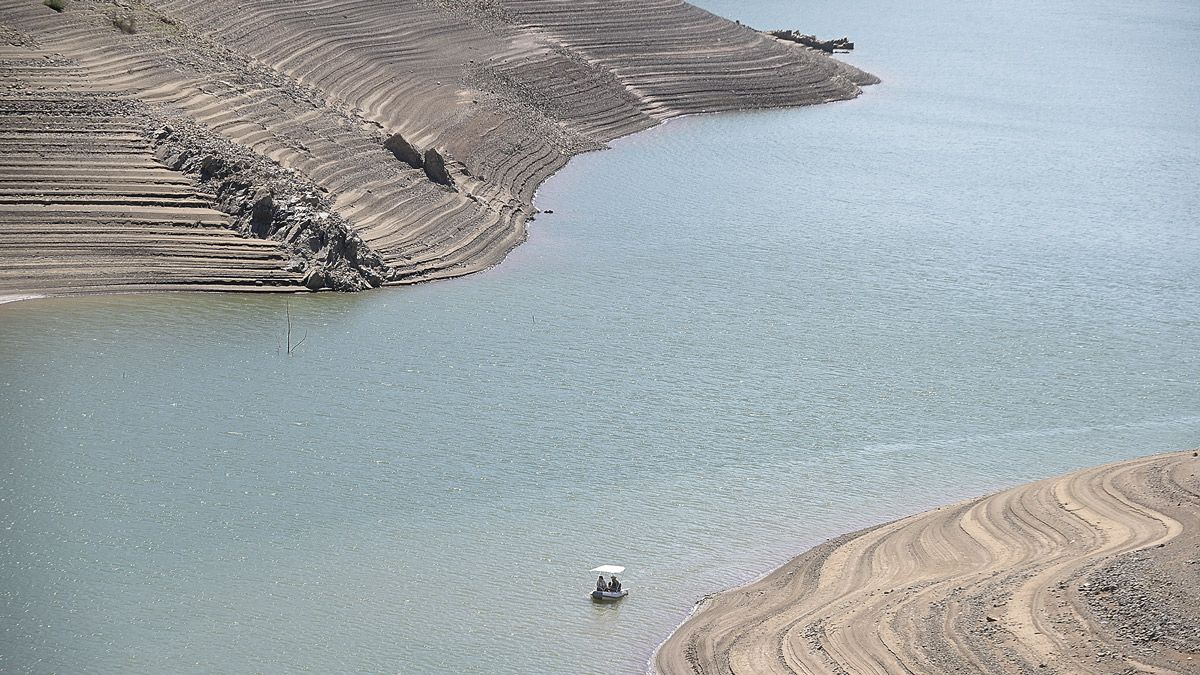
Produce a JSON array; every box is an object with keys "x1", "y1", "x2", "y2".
[{"x1": 284, "y1": 299, "x2": 305, "y2": 354}]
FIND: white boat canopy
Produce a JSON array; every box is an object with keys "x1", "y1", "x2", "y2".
[{"x1": 590, "y1": 565, "x2": 625, "y2": 574}]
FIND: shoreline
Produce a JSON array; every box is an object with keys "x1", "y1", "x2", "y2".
[
  {"x1": 652, "y1": 450, "x2": 1200, "y2": 674},
  {"x1": 0, "y1": 1, "x2": 876, "y2": 298},
  {"x1": 0, "y1": 293, "x2": 45, "y2": 306}
]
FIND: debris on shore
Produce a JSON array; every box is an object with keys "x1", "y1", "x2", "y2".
[{"x1": 768, "y1": 30, "x2": 856, "y2": 53}]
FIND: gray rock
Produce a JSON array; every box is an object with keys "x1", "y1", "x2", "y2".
[
  {"x1": 148, "y1": 116, "x2": 396, "y2": 291},
  {"x1": 384, "y1": 133, "x2": 423, "y2": 168},
  {"x1": 423, "y1": 148, "x2": 455, "y2": 188},
  {"x1": 303, "y1": 269, "x2": 326, "y2": 291},
  {"x1": 249, "y1": 191, "x2": 274, "y2": 237}
]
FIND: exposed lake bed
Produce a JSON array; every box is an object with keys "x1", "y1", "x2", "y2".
[{"x1": 3, "y1": 0, "x2": 1200, "y2": 672}]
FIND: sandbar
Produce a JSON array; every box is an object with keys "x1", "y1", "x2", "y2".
[{"x1": 654, "y1": 451, "x2": 1200, "y2": 674}]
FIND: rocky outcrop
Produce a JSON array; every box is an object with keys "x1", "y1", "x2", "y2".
[
  {"x1": 384, "y1": 133, "x2": 424, "y2": 169},
  {"x1": 151, "y1": 119, "x2": 393, "y2": 291},
  {"x1": 386, "y1": 133, "x2": 456, "y2": 189},
  {"x1": 422, "y1": 148, "x2": 455, "y2": 188},
  {"x1": 249, "y1": 192, "x2": 275, "y2": 237}
]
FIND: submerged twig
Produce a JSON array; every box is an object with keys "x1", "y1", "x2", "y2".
[{"x1": 285, "y1": 299, "x2": 306, "y2": 355}]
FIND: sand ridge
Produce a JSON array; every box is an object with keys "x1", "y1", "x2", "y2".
[
  {"x1": 0, "y1": 0, "x2": 877, "y2": 296},
  {"x1": 653, "y1": 451, "x2": 1200, "y2": 674}
]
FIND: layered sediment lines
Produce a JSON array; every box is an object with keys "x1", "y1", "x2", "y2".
[
  {"x1": 0, "y1": 0, "x2": 876, "y2": 295},
  {"x1": 0, "y1": 44, "x2": 302, "y2": 294},
  {"x1": 655, "y1": 451, "x2": 1200, "y2": 674}
]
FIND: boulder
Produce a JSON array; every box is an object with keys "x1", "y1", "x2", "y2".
[
  {"x1": 249, "y1": 192, "x2": 275, "y2": 237},
  {"x1": 423, "y1": 148, "x2": 455, "y2": 188},
  {"x1": 303, "y1": 268, "x2": 327, "y2": 291},
  {"x1": 384, "y1": 133, "x2": 423, "y2": 168}
]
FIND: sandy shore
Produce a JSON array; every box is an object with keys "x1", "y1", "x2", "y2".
[
  {"x1": 654, "y1": 451, "x2": 1200, "y2": 674},
  {"x1": 0, "y1": 0, "x2": 875, "y2": 296},
  {"x1": 0, "y1": 293, "x2": 43, "y2": 305}
]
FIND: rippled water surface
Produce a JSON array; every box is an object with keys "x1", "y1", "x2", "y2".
[{"x1": 2, "y1": 0, "x2": 1198, "y2": 672}]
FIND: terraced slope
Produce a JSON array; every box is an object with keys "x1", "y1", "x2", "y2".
[
  {"x1": 0, "y1": 0, "x2": 876, "y2": 295},
  {"x1": 0, "y1": 43, "x2": 302, "y2": 295},
  {"x1": 655, "y1": 451, "x2": 1200, "y2": 674}
]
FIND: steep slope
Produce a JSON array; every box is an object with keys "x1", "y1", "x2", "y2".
[{"x1": 0, "y1": 0, "x2": 876, "y2": 295}]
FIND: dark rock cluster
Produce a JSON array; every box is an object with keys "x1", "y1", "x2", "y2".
[
  {"x1": 384, "y1": 132, "x2": 423, "y2": 168},
  {"x1": 422, "y1": 147, "x2": 454, "y2": 187},
  {"x1": 768, "y1": 30, "x2": 855, "y2": 53},
  {"x1": 383, "y1": 132, "x2": 456, "y2": 188},
  {"x1": 151, "y1": 117, "x2": 394, "y2": 291}
]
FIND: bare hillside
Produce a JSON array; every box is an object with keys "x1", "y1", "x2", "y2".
[{"x1": 0, "y1": 0, "x2": 876, "y2": 295}]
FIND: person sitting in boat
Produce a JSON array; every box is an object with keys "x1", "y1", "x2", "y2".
[
  {"x1": 608, "y1": 576, "x2": 621, "y2": 592},
  {"x1": 596, "y1": 575, "x2": 607, "y2": 593}
]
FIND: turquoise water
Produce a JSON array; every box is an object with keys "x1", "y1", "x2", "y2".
[{"x1": 2, "y1": 0, "x2": 1198, "y2": 672}]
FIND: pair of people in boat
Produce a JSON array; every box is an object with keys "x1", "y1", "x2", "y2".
[{"x1": 596, "y1": 574, "x2": 621, "y2": 593}]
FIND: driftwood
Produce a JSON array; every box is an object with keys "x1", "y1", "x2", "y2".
[{"x1": 768, "y1": 30, "x2": 855, "y2": 53}]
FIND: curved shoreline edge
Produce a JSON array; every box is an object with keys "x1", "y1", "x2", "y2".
[
  {"x1": 0, "y1": 293, "x2": 43, "y2": 305},
  {"x1": 652, "y1": 450, "x2": 1200, "y2": 674},
  {"x1": 0, "y1": 0, "x2": 876, "y2": 298}
]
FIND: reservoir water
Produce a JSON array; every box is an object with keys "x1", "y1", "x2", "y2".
[{"x1": 2, "y1": 0, "x2": 1198, "y2": 672}]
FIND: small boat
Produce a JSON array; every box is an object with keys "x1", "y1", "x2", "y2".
[{"x1": 590, "y1": 564, "x2": 629, "y2": 601}]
